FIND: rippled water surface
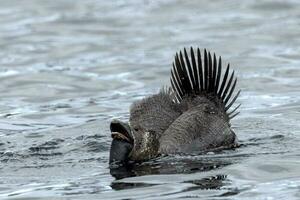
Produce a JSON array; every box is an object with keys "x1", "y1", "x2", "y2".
[{"x1": 1, "y1": 0, "x2": 300, "y2": 199}]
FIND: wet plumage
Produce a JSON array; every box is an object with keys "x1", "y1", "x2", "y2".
[{"x1": 110, "y1": 47, "x2": 241, "y2": 164}]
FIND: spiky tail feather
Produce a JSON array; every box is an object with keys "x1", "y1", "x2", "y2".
[{"x1": 170, "y1": 47, "x2": 241, "y2": 119}]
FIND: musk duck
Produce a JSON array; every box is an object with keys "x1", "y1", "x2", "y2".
[{"x1": 109, "y1": 47, "x2": 241, "y2": 166}]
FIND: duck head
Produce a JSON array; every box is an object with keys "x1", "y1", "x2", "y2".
[
  {"x1": 127, "y1": 123, "x2": 160, "y2": 161},
  {"x1": 109, "y1": 119, "x2": 159, "y2": 165}
]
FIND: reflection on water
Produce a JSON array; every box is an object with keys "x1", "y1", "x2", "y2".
[
  {"x1": 110, "y1": 153, "x2": 234, "y2": 180},
  {"x1": 1, "y1": 0, "x2": 300, "y2": 199}
]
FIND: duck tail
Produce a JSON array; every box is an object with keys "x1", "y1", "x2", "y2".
[{"x1": 170, "y1": 47, "x2": 241, "y2": 119}]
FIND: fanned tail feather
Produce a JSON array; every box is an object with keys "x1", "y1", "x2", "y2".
[{"x1": 170, "y1": 47, "x2": 241, "y2": 119}]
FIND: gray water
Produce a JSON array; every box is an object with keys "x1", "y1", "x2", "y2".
[{"x1": 0, "y1": 0, "x2": 300, "y2": 199}]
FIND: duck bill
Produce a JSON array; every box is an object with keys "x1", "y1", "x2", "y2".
[{"x1": 109, "y1": 119, "x2": 133, "y2": 167}]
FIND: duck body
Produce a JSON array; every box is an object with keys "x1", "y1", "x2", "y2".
[{"x1": 110, "y1": 48, "x2": 240, "y2": 165}]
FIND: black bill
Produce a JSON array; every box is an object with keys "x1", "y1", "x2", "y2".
[{"x1": 109, "y1": 119, "x2": 133, "y2": 167}]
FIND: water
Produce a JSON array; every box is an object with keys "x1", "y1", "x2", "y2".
[{"x1": 1, "y1": 0, "x2": 300, "y2": 199}]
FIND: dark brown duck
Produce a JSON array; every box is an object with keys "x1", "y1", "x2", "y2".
[{"x1": 109, "y1": 47, "x2": 241, "y2": 165}]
